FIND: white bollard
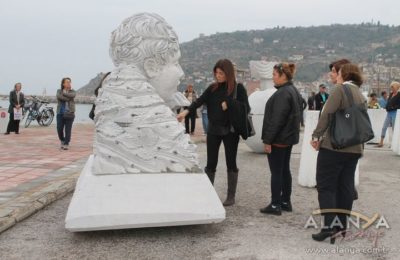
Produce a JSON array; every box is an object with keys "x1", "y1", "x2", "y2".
[
  {"x1": 367, "y1": 109, "x2": 390, "y2": 144},
  {"x1": 391, "y1": 110, "x2": 400, "y2": 155},
  {"x1": 0, "y1": 108, "x2": 9, "y2": 134},
  {"x1": 298, "y1": 111, "x2": 360, "y2": 187}
]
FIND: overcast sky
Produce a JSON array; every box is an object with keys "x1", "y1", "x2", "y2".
[{"x1": 0, "y1": 0, "x2": 399, "y2": 95}]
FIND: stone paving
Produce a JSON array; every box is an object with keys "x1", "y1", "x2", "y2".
[{"x1": 0, "y1": 123, "x2": 94, "y2": 232}]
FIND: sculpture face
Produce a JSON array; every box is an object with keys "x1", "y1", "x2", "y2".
[{"x1": 148, "y1": 50, "x2": 184, "y2": 102}]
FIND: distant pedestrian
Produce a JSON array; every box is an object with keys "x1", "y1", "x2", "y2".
[
  {"x1": 56, "y1": 77, "x2": 76, "y2": 150},
  {"x1": 377, "y1": 81, "x2": 400, "y2": 147},
  {"x1": 260, "y1": 62, "x2": 303, "y2": 216},
  {"x1": 378, "y1": 91, "x2": 388, "y2": 109},
  {"x1": 368, "y1": 93, "x2": 380, "y2": 109},
  {"x1": 307, "y1": 91, "x2": 316, "y2": 110},
  {"x1": 183, "y1": 84, "x2": 198, "y2": 135},
  {"x1": 314, "y1": 84, "x2": 329, "y2": 111},
  {"x1": 4, "y1": 83, "x2": 25, "y2": 135}
]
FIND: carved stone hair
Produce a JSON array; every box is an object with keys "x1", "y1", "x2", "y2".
[{"x1": 109, "y1": 13, "x2": 180, "y2": 67}]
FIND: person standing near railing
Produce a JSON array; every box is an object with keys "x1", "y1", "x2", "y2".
[{"x1": 4, "y1": 83, "x2": 24, "y2": 135}]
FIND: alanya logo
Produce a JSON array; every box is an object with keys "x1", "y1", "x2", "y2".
[
  {"x1": 305, "y1": 209, "x2": 390, "y2": 230},
  {"x1": 305, "y1": 209, "x2": 389, "y2": 246}
]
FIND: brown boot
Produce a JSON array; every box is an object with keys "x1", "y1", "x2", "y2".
[
  {"x1": 204, "y1": 167, "x2": 215, "y2": 185},
  {"x1": 223, "y1": 169, "x2": 238, "y2": 206}
]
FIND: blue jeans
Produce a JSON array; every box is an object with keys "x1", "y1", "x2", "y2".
[
  {"x1": 57, "y1": 113, "x2": 74, "y2": 145},
  {"x1": 202, "y1": 112, "x2": 208, "y2": 134},
  {"x1": 381, "y1": 111, "x2": 397, "y2": 138}
]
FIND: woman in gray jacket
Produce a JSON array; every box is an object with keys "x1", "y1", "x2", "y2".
[
  {"x1": 56, "y1": 77, "x2": 76, "y2": 150},
  {"x1": 310, "y1": 63, "x2": 366, "y2": 244}
]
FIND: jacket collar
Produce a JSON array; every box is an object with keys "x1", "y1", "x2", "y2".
[{"x1": 274, "y1": 81, "x2": 292, "y2": 89}]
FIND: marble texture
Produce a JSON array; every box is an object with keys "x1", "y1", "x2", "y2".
[
  {"x1": 244, "y1": 61, "x2": 277, "y2": 153},
  {"x1": 65, "y1": 13, "x2": 226, "y2": 232},
  {"x1": 92, "y1": 13, "x2": 199, "y2": 175},
  {"x1": 367, "y1": 109, "x2": 390, "y2": 144},
  {"x1": 0, "y1": 109, "x2": 8, "y2": 134},
  {"x1": 391, "y1": 110, "x2": 400, "y2": 155},
  {"x1": 65, "y1": 156, "x2": 225, "y2": 231}
]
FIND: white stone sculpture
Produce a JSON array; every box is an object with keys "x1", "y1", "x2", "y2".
[
  {"x1": 244, "y1": 61, "x2": 277, "y2": 153},
  {"x1": 65, "y1": 13, "x2": 225, "y2": 231},
  {"x1": 92, "y1": 13, "x2": 196, "y2": 174},
  {"x1": 391, "y1": 110, "x2": 400, "y2": 155},
  {"x1": 298, "y1": 111, "x2": 360, "y2": 187},
  {"x1": 367, "y1": 109, "x2": 391, "y2": 144},
  {"x1": 0, "y1": 108, "x2": 8, "y2": 134}
]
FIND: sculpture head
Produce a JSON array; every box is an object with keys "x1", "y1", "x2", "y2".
[{"x1": 109, "y1": 13, "x2": 183, "y2": 101}]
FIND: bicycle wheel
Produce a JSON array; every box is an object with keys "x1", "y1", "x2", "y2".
[
  {"x1": 40, "y1": 109, "x2": 54, "y2": 126},
  {"x1": 25, "y1": 113, "x2": 33, "y2": 128}
]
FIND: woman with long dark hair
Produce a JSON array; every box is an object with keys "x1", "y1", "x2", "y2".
[
  {"x1": 177, "y1": 59, "x2": 250, "y2": 206},
  {"x1": 56, "y1": 77, "x2": 76, "y2": 150},
  {"x1": 310, "y1": 63, "x2": 366, "y2": 244},
  {"x1": 5, "y1": 83, "x2": 24, "y2": 135}
]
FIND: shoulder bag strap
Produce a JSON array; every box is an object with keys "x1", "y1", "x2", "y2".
[{"x1": 342, "y1": 84, "x2": 355, "y2": 106}]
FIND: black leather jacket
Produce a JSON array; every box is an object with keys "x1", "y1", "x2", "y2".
[{"x1": 262, "y1": 81, "x2": 303, "y2": 145}]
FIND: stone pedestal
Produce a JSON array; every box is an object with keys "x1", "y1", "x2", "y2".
[
  {"x1": 298, "y1": 111, "x2": 359, "y2": 187},
  {"x1": 244, "y1": 89, "x2": 276, "y2": 153},
  {"x1": 0, "y1": 108, "x2": 8, "y2": 134},
  {"x1": 244, "y1": 61, "x2": 277, "y2": 153},
  {"x1": 65, "y1": 155, "x2": 225, "y2": 232},
  {"x1": 391, "y1": 110, "x2": 400, "y2": 155},
  {"x1": 367, "y1": 109, "x2": 390, "y2": 144}
]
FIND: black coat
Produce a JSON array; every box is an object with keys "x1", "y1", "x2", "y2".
[
  {"x1": 314, "y1": 92, "x2": 329, "y2": 110},
  {"x1": 262, "y1": 81, "x2": 302, "y2": 145},
  {"x1": 188, "y1": 82, "x2": 250, "y2": 135},
  {"x1": 8, "y1": 90, "x2": 25, "y2": 113},
  {"x1": 386, "y1": 92, "x2": 400, "y2": 112}
]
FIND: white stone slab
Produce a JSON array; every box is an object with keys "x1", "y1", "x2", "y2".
[
  {"x1": 391, "y1": 110, "x2": 400, "y2": 155},
  {"x1": 0, "y1": 108, "x2": 9, "y2": 134},
  {"x1": 367, "y1": 109, "x2": 390, "y2": 144},
  {"x1": 298, "y1": 111, "x2": 360, "y2": 187},
  {"x1": 65, "y1": 155, "x2": 225, "y2": 232}
]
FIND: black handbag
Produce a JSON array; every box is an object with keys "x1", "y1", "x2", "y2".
[
  {"x1": 330, "y1": 84, "x2": 374, "y2": 149},
  {"x1": 232, "y1": 84, "x2": 255, "y2": 140},
  {"x1": 63, "y1": 111, "x2": 75, "y2": 120}
]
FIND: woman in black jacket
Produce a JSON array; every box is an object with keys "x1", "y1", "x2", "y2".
[
  {"x1": 5, "y1": 83, "x2": 25, "y2": 135},
  {"x1": 260, "y1": 63, "x2": 302, "y2": 216},
  {"x1": 177, "y1": 59, "x2": 250, "y2": 206}
]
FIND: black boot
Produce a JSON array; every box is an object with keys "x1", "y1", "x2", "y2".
[
  {"x1": 281, "y1": 201, "x2": 293, "y2": 212},
  {"x1": 312, "y1": 229, "x2": 337, "y2": 244},
  {"x1": 204, "y1": 167, "x2": 215, "y2": 185},
  {"x1": 223, "y1": 169, "x2": 238, "y2": 206}
]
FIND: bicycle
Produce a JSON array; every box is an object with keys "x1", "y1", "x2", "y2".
[{"x1": 24, "y1": 96, "x2": 54, "y2": 128}]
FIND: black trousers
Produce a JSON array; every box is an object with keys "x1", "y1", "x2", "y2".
[
  {"x1": 206, "y1": 132, "x2": 239, "y2": 172},
  {"x1": 6, "y1": 112, "x2": 20, "y2": 133},
  {"x1": 56, "y1": 114, "x2": 74, "y2": 145},
  {"x1": 267, "y1": 145, "x2": 293, "y2": 205},
  {"x1": 316, "y1": 148, "x2": 361, "y2": 230},
  {"x1": 184, "y1": 110, "x2": 196, "y2": 134}
]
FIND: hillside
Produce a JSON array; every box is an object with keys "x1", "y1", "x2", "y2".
[
  {"x1": 180, "y1": 23, "x2": 400, "y2": 85},
  {"x1": 77, "y1": 23, "x2": 400, "y2": 94}
]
